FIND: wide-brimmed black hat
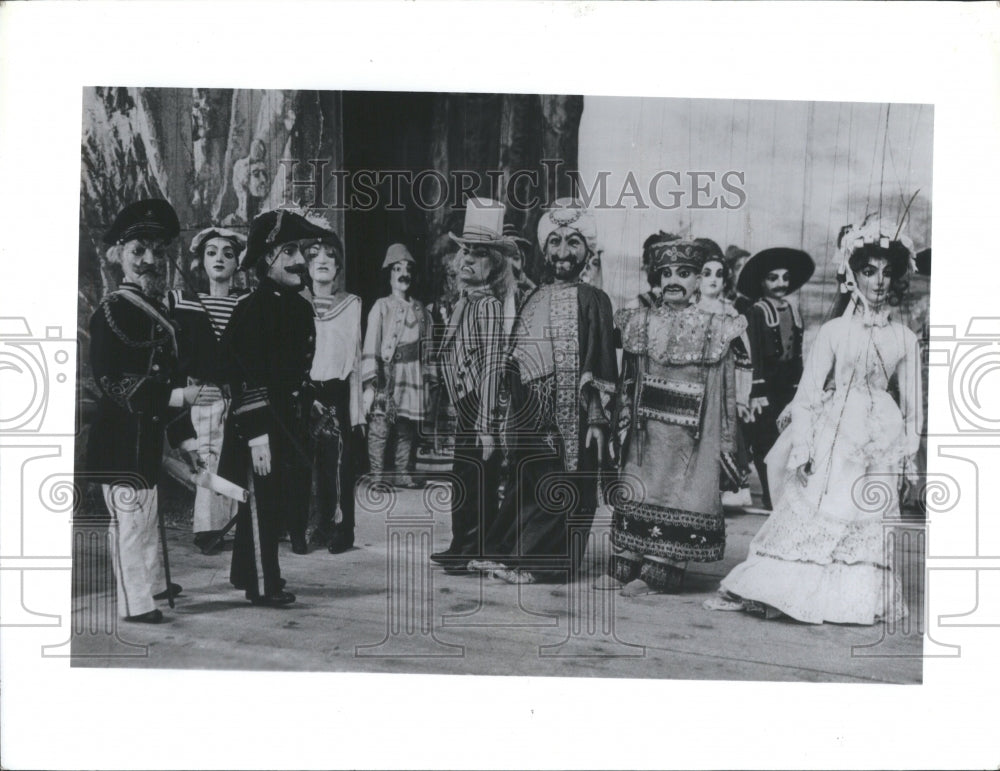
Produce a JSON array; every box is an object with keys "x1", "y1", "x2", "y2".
[
  {"x1": 103, "y1": 199, "x2": 180, "y2": 245},
  {"x1": 240, "y1": 209, "x2": 335, "y2": 270},
  {"x1": 915, "y1": 248, "x2": 931, "y2": 277},
  {"x1": 737, "y1": 247, "x2": 815, "y2": 299}
]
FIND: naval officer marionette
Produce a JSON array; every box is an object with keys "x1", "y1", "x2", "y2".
[
  {"x1": 217, "y1": 208, "x2": 333, "y2": 606},
  {"x1": 87, "y1": 200, "x2": 204, "y2": 624}
]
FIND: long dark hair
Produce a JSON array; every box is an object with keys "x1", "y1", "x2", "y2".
[
  {"x1": 829, "y1": 241, "x2": 911, "y2": 319},
  {"x1": 700, "y1": 256, "x2": 734, "y2": 296}
]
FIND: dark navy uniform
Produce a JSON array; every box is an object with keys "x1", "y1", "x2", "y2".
[
  {"x1": 744, "y1": 296, "x2": 804, "y2": 508},
  {"x1": 217, "y1": 277, "x2": 315, "y2": 598},
  {"x1": 87, "y1": 282, "x2": 196, "y2": 620},
  {"x1": 88, "y1": 284, "x2": 195, "y2": 485}
]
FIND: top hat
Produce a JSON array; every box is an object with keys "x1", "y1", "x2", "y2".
[
  {"x1": 736, "y1": 247, "x2": 815, "y2": 300},
  {"x1": 450, "y1": 198, "x2": 518, "y2": 255},
  {"x1": 104, "y1": 199, "x2": 180, "y2": 245},
  {"x1": 240, "y1": 209, "x2": 334, "y2": 271},
  {"x1": 537, "y1": 198, "x2": 598, "y2": 253},
  {"x1": 382, "y1": 243, "x2": 416, "y2": 269},
  {"x1": 189, "y1": 226, "x2": 247, "y2": 257}
]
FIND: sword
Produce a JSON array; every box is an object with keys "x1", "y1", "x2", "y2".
[
  {"x1": 194, "y1": 469, "x2": 249, "y2": 502},
  {"x1": 196, "y1": 472, "x2": 250, "y2": 555},
  {"x1": 155, "y1": 493, "x2": 175, "y2": 608}
]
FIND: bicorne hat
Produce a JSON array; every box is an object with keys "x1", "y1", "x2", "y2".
[
  {"x1": 104, "y1": 199, "x2": 180, "y2": 245},
  {"x1": 736, "y1": 247, "x2": 815, "y2": 300},
  {"x1": 240, "y1": 209, "x2": 335, "y2": 271}
]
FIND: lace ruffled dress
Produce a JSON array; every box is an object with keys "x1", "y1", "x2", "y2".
[{"x1": 716, "y1": 304, "x2": 922, "y2": 624}]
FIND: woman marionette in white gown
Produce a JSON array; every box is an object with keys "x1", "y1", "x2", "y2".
[{"x1": 706, "y1": 218, "x2": 922, "y2": 624}]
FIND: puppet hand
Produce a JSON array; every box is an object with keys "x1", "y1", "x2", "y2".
[
  {"x1": 251, "y1": 441, "x2": 272, "y2": 477},
  {"x1": 776, "y1": 406, "x2": 793, "y2": 433},
  {"x1": 478, "y1": 433, "x2": 495, "y2": 461},
  {"x1": 586, "y1": 425, "x2": 607, "y2": 467}
]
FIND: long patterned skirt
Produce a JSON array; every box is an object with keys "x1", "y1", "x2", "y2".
[{"x1": 611, "y1": 362, "x2": 727, "y2": 568}]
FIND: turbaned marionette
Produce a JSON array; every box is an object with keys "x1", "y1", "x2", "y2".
[
  {"x1": 477, "y1": 199, "x2": 618, "y2": 585},
  {"x1": 608, "y1": 237, "x2": 745, "y2": 596}
]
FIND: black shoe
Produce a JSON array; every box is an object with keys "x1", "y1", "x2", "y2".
[
  {"x1": 153, "y1": 583, "x2": 182, "y2": 600},
  {"x1": 430, "y1": 550, "x2": 457, "y2": 565},
  {"x1": 443, "y1": 562, "x2": 469, "y2": 576},
  {"x1": 308, "y1": 526, "x2": 332, "y2": 547},
  {"x1": 194, "y1": 532, "x2": 224, "y2": 554},
  {"x1": 232, "y1": 577, "x2": 285, "y2": 591},
  {"x1": 327, "y1": 529, "x2": 355, "y2": 554},
  {"x1": 248, "y1": 590, "x2": 296, "y2": 607},
  {"x1": 124, "y1": 609, "x2": 165, "y2": 624},
  {"x1": 290, "y1": 534, "x2": 309, "y2": 554}
]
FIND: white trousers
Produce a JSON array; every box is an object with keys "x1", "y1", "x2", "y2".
[
  {"x1": 191, "y1": 399, "x2": 235, "y2": 533},
  {"x1": 103, "y1": 484, "x2": 163, "y2": 618}
]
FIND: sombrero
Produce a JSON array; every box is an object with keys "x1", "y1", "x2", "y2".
[{"x1": 736, "y1": 247, "x2": 815, "y2": 300}]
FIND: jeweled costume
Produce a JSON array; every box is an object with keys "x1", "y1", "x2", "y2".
[
  {"x1": 610, "y1": 303, "x2": 743, "y2": 586},
  {"x1": 485, "y1": 281, "x2": 617, "y2": 577}
]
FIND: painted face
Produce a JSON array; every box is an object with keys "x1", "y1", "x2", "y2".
[
  {"x1": 659, "y1": 263, "x2": 700, "y2": 305},
  {"x1": 761, "y1": 268, "x2": 791, "y2": 299},
  {"x1": 305, "y1": 241, "x2": 340, "y2": 285},
  {"x1": 120, "y1": 238, "x2": 168, "y2": 296},
  {"x1": 458, "y1": 245, "x2": 493, "y2": 286},
  {"x1": 202, "y1": 237, "x2": 239, "y2": 283},
  {"x1": 581, "y1": 253, "x2": 602, "y2": 286},
  {"x1": 855, "y1": 256, "x2": 893, "y2": 307},
  {"x1": 265, "y1": 241, "x2": 307, "y2": 288},
  {"x1": 390, "y1": 260, "x2": 413, "y2": 293},
  {"x1": 700, "y1": 260, "x2": 726, "y2": 300},
  {"x1": 507, "y1": 249, "x2": 525, "y2": 280},
  {"x1": 544, "y1": 227, "x2": 589, "y2": 281},
  {"x1": 248, "y1": 162, "x2": 269, "y2": 197},
  {"x1": 444, "y1": 253, "x2": 460, "y2": 294}
]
